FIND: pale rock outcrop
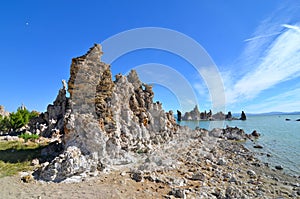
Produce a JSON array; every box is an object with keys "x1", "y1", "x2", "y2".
[
  {"x1": 182, "y1": 105, "x2": 201, "y2": 120},
  {"x1": 36, "y1": 44, "x2": 179, "y2": 182},
  {"x1": 212, "y1": 112, "x2": 226, "y2": 120},
  {"x1": 38, "y1": 146, "x2": 99, "y2": 182},
  {"x1": 29, "y1": 85, "x2": 71, "y2": 138},
  {"x1": 0, "y1": 105, "x2": 9, "y2": 117},
  {"x1": 209, "y1": 126, "x2": 248, "y2": 141},
  {"x1": 181, "y1": 108, "x2": 237, "y2": 121}
]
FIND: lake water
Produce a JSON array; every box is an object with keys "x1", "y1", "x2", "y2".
[{"x1": 178, "y1": 115, "x2": 300, "y2": 176}]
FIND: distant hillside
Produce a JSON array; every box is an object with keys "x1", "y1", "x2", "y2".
[{"x1": 237, "y1": 112, "x2": 300, "y2": 116}]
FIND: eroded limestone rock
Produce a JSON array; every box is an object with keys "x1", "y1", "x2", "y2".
[
  {"x1": 182, "y1": 105, "x2": 201, "y2": 121},
  {"x1": 36, "y1": 44, "x2": 179, "y2": 181},
  {"x1": 28, "y1": 83, "x2": 71, "y2": 139},
  {"x1": 0, "y1": 105, "x2": 9, "y2": 117},
  {"x1": 36, "y1": 146, "x2": 99, "y2": 182}
]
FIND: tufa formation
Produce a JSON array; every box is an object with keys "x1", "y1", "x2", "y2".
[{"x1": 33, "y1": 44, "x2": 178, "y2": 182}]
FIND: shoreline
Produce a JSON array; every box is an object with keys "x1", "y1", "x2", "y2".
[
  {"x1": 244, "y1": 138, "x2": 300, "y2": 178},
  {"x1": 179, "y1": 116, "x2": 300, "y2": 177},
  {"x1": 0, "y1": 126, "x2": 299, "y2": 198}
]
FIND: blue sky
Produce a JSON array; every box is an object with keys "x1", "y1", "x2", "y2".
[{"x1": 0, "y1": 0, "x2": 300, "y2": 114}]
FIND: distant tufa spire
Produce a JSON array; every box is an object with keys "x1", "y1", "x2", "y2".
[
  {"x1": 20, "y1": 103, "x2": 27, "y2": 110},
  {"x1": 62, "y1": 79, "x2": 67, "y2": 90}
]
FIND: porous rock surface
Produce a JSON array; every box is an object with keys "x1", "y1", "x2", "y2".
[
  {"x1": 28, "y1": 81, "x2": 71, "y2": 139},
  {"x1": 182, "y1": 105, "x2": 201, "y2": 121},
  {"x1": 8, "y1": 45, "x2": 299, "y2": 198},
  {"x1": 0, "y1": 105, "x2": 9, "y2": 117},
  {"x1": 35, "y1": 44, "x2": 178, "y2": 182}
]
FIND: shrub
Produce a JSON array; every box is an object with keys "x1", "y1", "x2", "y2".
[
  {"x1": 0, "y1": 106, "x2": 39, "y2": 133},
  {"x1": 0, "y1": 116, "x2": 10, "y2": 133},
  {"x1": 19, "y1": 133, "x2": 39, "y2": 142}
]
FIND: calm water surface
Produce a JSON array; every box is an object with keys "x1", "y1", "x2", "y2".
[{"x1": 179, "y1": 115, "x2": 300, "y2": 176}]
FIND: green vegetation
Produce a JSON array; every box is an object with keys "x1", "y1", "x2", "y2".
[
  {"x1": 0, "y1": 140, "x2": 45, "y2": 151},
  {"x1": 19, "y1": 133, "x2": 39, "y2": 142},
  {"x1": 0, "y1": 140, "x2": 48, "y2": 178},
  {"x1": 0, "y1": 160, "x2": 31, "y2": 178},
  {"x1": 0, "y1": 105, "x2": 43, "y2": 178},
  {"x1": 0, "y1": 116, "x2": 10, "y2": 133},
  {"x1": 0, "y1": 106, "x2": 39, "y2": 133}
]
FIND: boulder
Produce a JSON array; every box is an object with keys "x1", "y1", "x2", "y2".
[
  {"x1": 190, "y1": 172, "x2": 205, "y2": 181},
  {"x1": 217, "y1": 157, "x2": 227, "y2": 166},
  {"x1": 247, "y1": 170, "x2": 256, "y2": 178},
  {"x1": 169, "y1": 188, "x2": 186, "y2": 198},
  {"x1": 223, "y1": 126, "x2": 247, "y2": 141},
  {"x1": 253, "y1": 144, "x2": 263, "y2": 149},
  {"x1": 251, "y1": 130, "x2": 260, "y2": 137},
  {"x1": 131, "y1": 171, "x2": 144, "y2": 182}
]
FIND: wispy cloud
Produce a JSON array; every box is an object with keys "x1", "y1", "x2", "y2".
[
  {"x1": 282, "y1": 24, "x2": 300, "y2": 32},
  {"x1": 244, "y1": 32, "x2": 282, "y2": 42},
  {"x1": 245, "y1": 87, "x2": 300, "y2": 113},
  {"x1": 226, "y1": 23, "x2": 300, "y2": 105},
  {"x1": 193, "y1": 82, "x2": 208, "y2": 97}
]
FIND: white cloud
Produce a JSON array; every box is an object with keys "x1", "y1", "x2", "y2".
[
  {"x1": 220, "y1": 4, "x2": 300, "y2": 112},
  {"x1": 199, "y1": 67, "x2": 226, "y2": 111},
  {"x1": 245, "y1": 87, "x2": 300, "y2": 113},
  {"x1": 244, "y1": 32, "x2": 282, "y2": 42},
  {"x1": 282, "y1": 24, "x2": 300, "y2": 32},
  {"x1": 193, "y1": 82, "x2": 208, "y2": 97},
  {"x1": 226, "y1": 24, "x2": 300, "y2": 105}
]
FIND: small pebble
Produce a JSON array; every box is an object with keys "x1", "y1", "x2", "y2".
[
  {"x1": 120, "y1": 171, "x2": 126, "y2": 176},
  {"x1": 247, "y1": 170, "x2": 256, "y2": 177},
  {"x1": 253, "y1": 145, "x2": 263, "y2": 149},
  {"x1": 275, "y1": 165, "x2": 283, "y2": 170}
]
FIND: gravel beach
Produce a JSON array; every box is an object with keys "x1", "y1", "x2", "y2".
[{"x1": 1, "y1": 127, "x2": 299, "y2": 199}]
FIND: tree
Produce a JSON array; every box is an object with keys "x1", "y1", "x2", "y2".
[
  {"x1": 9, "y1": 110, "x2": 27, "y2": 132},
  {"x1": 0, "y1": 106, "x2": 39, "y2": 133},
  {"x1": 0, "y1": 115, "x2": 10, "y2": 133}
]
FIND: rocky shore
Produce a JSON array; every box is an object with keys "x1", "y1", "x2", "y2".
[
  {"x1": 0, "y1": 44, "x2": 299, "y2": 198},
  {"x1": 1, "y1": 126, "x2": 299, "y2": 198}
]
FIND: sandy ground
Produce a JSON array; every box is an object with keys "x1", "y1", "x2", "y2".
[
  {"x1": 0, "y1": 162, "x2": 299, "y2": 199},
  {"x1": 0, "y1": 171, "x2": 169, "y2": 199}
]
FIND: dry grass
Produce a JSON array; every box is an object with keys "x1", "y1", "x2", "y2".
[
  {"x1": 0, "y1": 139, "x2": 48, "y2": 178},
  {"x1": 0, "y1": 140, "x2": 40, "y2": 150},
  {"x1": 0, "y1": 160, "x2": 32, "y2": 178}
]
